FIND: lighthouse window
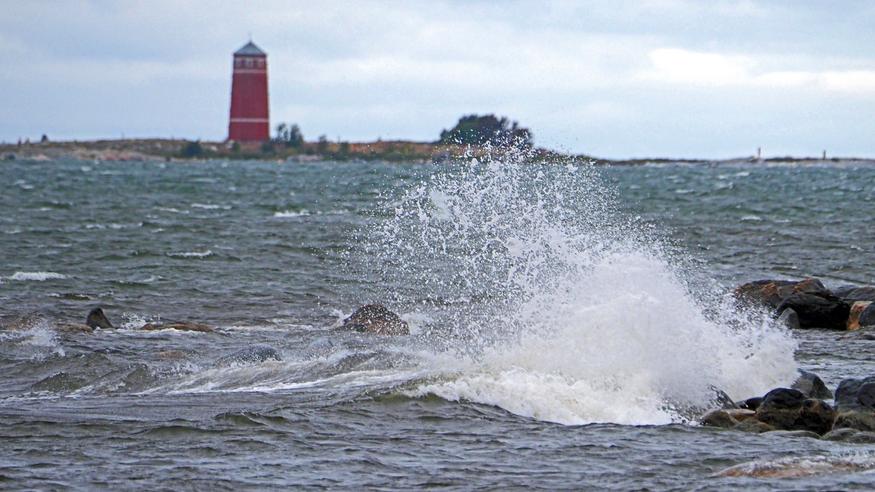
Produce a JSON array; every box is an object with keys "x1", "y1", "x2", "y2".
[
  {"x1": 257, "y1": 59, "x2": 264, "y2": 68},
  {"x1": 246, "y1": 58, "x2": 253, "y2": 68}
]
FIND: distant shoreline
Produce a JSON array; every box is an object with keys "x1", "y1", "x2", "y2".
[{"x1": 2, "y1": 138, "x2": 873, "y2": 166}]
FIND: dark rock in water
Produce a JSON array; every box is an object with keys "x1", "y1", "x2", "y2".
[
  {"x1": 792, "y1": 369, "x2": 833, "y2": 399},
  {"x1": 835, "y1": 377, "x2": 875, "y2": 411},
  {"x1": 739, "y1": 396, "x2": 763, "y2": 411},
  {"x1": 141, "y1": 321, "x2": 213, "y2": 332},
  {"x1": 834, "y1": 286, "x2": 875, "y2": 303},
  {"x1": 734, "y1": 280, "x2": 797, "y2": 309},
  {"x1": 833, "y1": 411, "x2": 875, "y2": 432},
  {"x1": 861, "y1": 303, "x2": 875, "y2": 327},
  {"x1": 709, "y1": 386, "x2": 737, "y2": 409},
  {"x1": 734, "y1": 278, "x2": 828, "y2": 310},
  {"x1": 700, "y1": 409, "x2": 736, "y2": 428},
  {"x1": 733, "y1": 418, "x2": 774, "y2": 433},
  {"x1": 726, "y1": 408, "x2": 756, "y2": 422},
  {"x1": 86, "y1": 307, "x2": 114, "y2": 329},
  {"x1": 55, "y1": 322, "x2": 94, "y2": 333},
  {"x1": 755, "y1": 388, "x2": 806, "y2": 429},
  {"x1": 822, "y1": 427, "x2": 859, "y2": 441},
  {"x1": 156, "y1": 350, "x2": 191, "y2": 360},
  {"x1": 847, "y1": 301, "x2": 875, "y2": 331},
  {"x1": 31, "y1": 371, "x2": 89, "y2": 392},
  {"x1": 776, "y1": 292, "x2": 850, "y2": 329},
  {"x1": 2, "y1": 312, "x2": 50, "y2": 331},
  {"x1": 754, "y1": 387, "x2": 836, "y2": 435},
  {"x1": 765, "y1": 429, "x2": 820, "y2": 439},
  {"x1": 341, "y1": 304, "x2": 409, "y2": 336},
  {"x1": 796, "y1": 399, "x2": 837, "y2": 435},
  {"x1": 216, "y1": 345, "x2": 282, "y2": 366},
  {"x1": 777, "y1": 308, "x2": 800, "y2": 329}
]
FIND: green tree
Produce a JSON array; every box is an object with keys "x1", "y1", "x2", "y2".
[
  {"x1": 180, "y1": 140, "x2": 204, "y2": 158},
  {"x1": 439, "y1": 114, "x2": 533, "y2": 148},
  {"x1": 275, "y1": 122, "x2": 304, "y2": 148},
  {"x1": 317, "y1": 135, "x2": 329, "y2": 154}
]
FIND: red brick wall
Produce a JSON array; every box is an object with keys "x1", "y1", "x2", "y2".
[{"x1": 228, "y1": 55, "x2": 269, "y2": 142}]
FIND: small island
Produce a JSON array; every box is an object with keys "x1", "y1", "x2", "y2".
[{"x1": 3, "y1": 114, "x2": 873, "y2": 166}]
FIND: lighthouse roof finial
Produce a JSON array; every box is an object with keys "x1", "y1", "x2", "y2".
[{"x1": 235, "y1": 40, "x2": 265, "y2": 56}]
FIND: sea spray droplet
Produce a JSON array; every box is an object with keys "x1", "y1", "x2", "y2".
[{"x1": 362, "y1": 149, "x2": 797, "y2": 425}]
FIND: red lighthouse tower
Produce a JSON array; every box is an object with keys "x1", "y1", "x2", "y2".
[{"x1": 228, "y1": 40, "x2": 269, "y2": 142}]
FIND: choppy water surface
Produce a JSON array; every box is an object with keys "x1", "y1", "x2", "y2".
[{"x1": 1, "y1": 157, "x2": 874, "y2": 489}]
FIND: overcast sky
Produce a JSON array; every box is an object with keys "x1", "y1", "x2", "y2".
[{"x1": 2, "y1": 0, "x2": 874, "y2": 158}]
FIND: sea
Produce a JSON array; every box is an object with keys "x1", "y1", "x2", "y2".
[{"x1": 1, "y1": 155, "x2": 874, "y2": 489}]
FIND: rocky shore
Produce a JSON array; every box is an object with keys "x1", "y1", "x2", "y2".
[
  {"x1": 5, "y1": 138, "x2": 875, "y2": 165},
  {"x1": 734, "y1": 277, "x2": 875, "y2": 331},
  {"x1": 697, "y1": 277, "x2": 875, "y2": 440}
]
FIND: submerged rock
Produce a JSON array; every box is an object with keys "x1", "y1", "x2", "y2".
[
  {"x1": 822, "y1": 427, "x2": 860, "y2": 441},
  {"x1": 341, "y1": 304, "x2": 409, "y2": 336},
  {"x1": 215, "y1": 345, "x2": 282, "y2": 366},
  {"x1": 141, "y1": 321, "x2": 213, "y2": 332},
  {"x1": 792, "y1": 369, "x2": 833, "y2": 399},
  {"x1": 2, "y1": 312, "x2": 51, "y2": 331},
  {"x1": 765, "y1": 429, "x2": 820, "y2": 439}
]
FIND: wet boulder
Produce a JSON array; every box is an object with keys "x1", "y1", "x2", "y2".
[
  {"x1": 834, "y1": 286, "x2": 875, "y2": 303},
  {"x1": 834, "y1": 376, "x2": 875, "y2": 411},
  {"x1": 700, "y1": 409, "x2": 736, "y2": 428},
  {"x1": 754, "y1": 387, "x2": 836, "y2": 435},
  {"x1": 341, "y1": 304, "x2": 409, "y2": 336},
  {"x1": 734, "y1": 278, "x2": 828, "y2": 310},
  {"x1": 796, "y1": 399, "x2": 837, "y2": 435},
  {"x1": 776, "y1": 292, "x2": 850, "y2": 330},
  {"x1": 739, "y1": 396, "x2": 763, "y2": 411},
  {"x1": 847, "y1": 301, "x2": 875, "y2": 331},
  {"x1": 215, "y1": 345, "x2": 282, "y2": 366},
  {"x1": 86, "y1": 307, "x2": 114, "y2": 329},
  {"x1": 833, "y1": 411, "x2": 875, "y2": 432},
  {"x1": 733, "y1": 418, "x2": 775, "y2": 433},
  {"x1": 697, "y1": 408, "x2": 754, "y2": 430},
  {"x1": 792, "y1": 369, "x2": 833, "y2": 399},
  {"x1": 755, "y1": 388, "x2": 807, "y2": 429}
]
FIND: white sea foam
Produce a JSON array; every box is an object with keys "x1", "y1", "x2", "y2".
[
  {"x1": 191, "y1": 203, "x2": 231, "y2": 210},
  {"x1": 9, "y1": 271, "x2": 67, "y2": 281},
  {"x1": 273, "y1": 209, "x2": 310, "y2": 218},
  {"x1": 368, "y1": 150, "x2": 797, "y2": 426},
  {"x1": 167, "y1": 250, "x2": 213, "y2": 258}
]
